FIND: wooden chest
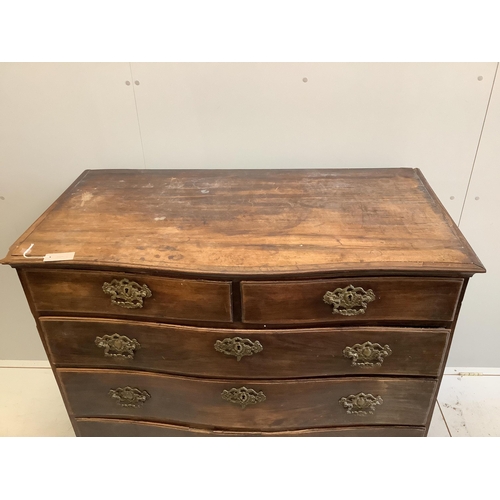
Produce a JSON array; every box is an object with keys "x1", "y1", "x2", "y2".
[{"x1": 1, "y1": 168, "x2": 484, "y2": 437}]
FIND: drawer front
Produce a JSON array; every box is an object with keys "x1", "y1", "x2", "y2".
[
  {"x1": 76, "y1": 418, "x2": 426, "y2": 437},
  {"x1": 241, "y1": 277, "x2": 463, "y2": 325},
  {"x1": 60, "y1": 369, "x2": 436, "y2": 430},
  {"x1": 24, "y1": 269, "x2": 232, "y2": 323},
  {"x1": 42, "y1": 318, "x2": 449, "y2": 378}
]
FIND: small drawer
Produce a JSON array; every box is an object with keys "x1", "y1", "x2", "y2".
[
  {"x1": 59, "y1": 369, "x2": 436, "y2": 430},
  {"x1": 23, "y1": 269, "x2": 232, "y2": 323},
  {"x1": 42, "y1": 318, "x2": 449, "y2": 378},
  {"x1": 76, "y1": 418, "x2": 426, "y2": 437},
  {"x1": 241, "y1": 277, "x2": 463, "y2": 325}
]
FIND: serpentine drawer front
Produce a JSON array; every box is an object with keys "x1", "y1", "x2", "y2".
[
  {"x1": 241, "y1": 278, "x2": 464, "y2": 325},
  {"x1": 75, "y1": 419, "x2": 427, "y2": 437},
  {"x1": 58, "y1": 369, "x2": 437, "y2": 430},
  {"x1": 1, "y1": 168, "x2": 485, "y2": 437},
  {"x1": 24, "y1": 269, "x2": 233, "y2": 323},
  {"x1": 40, "y1": 318, "x2": 450, "y2": 378}
]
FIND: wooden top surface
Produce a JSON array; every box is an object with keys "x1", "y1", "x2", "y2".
[{"x1": 2, "y1": 168, "x2": 484, "y2": 276}]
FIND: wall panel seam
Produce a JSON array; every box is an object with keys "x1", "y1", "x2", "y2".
[
  {"x1": 129, "y1": 62, "x2": 147, "y2": 169},
  {"x1": 458, "y1": 62, "x2": 499, "y2": 227}
]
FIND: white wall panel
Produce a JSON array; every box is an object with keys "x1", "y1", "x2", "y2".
[
  {"x1": 0, "y1": 62, "x2": 497, "y2": 364},
  {"x1": 0, "y1": 63, "x2": 143, "y2": 359},
  {"x1": 450, "y1": 66, "x2": 500, "y2": 367},
  {"x1": 131, "y1": 62, "x2": 495, "y2": 222}
]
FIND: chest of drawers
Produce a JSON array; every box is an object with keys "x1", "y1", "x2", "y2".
[{"x1": 1, "y1": 168, "x2": 484, "y2": 437}]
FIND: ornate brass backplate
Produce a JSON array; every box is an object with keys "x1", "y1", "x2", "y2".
[
  {"x1": 339, "y1": 392, "x2": 383, "y2": 415},
  {"x1": 323, "y1": 285, "x2": 375, "y2": 316},
  {"x1": 343, "y1": 341, "x2": 392, "y2": 367},
  {"x1": 221, "y1": 386, "x2": 266, "y2": 409},
  {"x1": 214, "y1": 337, "x2": 263, "y2": 361},
  {"x1": 95, "y1": 333, "x2": 141, "y2": 359},
  {"x1": 109, "y1": 386, "x2": 151, "y2": 408},
  {"x1": 102, "y1": 278, "x2": 152, "y2": 309}
]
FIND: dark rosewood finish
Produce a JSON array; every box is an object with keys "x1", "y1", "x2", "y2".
[
  {"x1": 241, "y1": 277, "x2": 463, "y2": 325},
  {"x1": 24, "y1": 269, "x2": 233, "y2": 323},
  {"x1": 76, "y1": 419, "x2": 426, "y2": 437},
  {"x1": 41, "y1": 318, "x2": 450, "y2": 378},
  {"x1": 59, "y1": 369, "x2": 436, "y2": 430}
]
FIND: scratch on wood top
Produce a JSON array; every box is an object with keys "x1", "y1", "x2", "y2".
[{"x1": 80, "y1": 192, "x2": 93, "y2": 206}]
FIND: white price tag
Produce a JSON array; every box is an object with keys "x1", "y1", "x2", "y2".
[{"x1": 43, "y1": 252, "x2": 75, "y2": 262}]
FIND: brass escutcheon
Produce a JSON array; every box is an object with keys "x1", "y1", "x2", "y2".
[
  {"x1": 343, "y1": 341, "x2": 392, "y2": 367},
  {"x1": 109, "y1": 386, "x2": 151, "y2": 408},
  {"x1": 95, "y1": 333, "x2": 141, "y2": 359},
  {"x1": 214, "y1": 337, "x2": 263, "y2": 361},
  {"x1": 339, "y1": 392, "x2": 383, "y2": 415},
  {"x1": 323, "y1": 285, "x2": 375, "y2": 316},
  {"x1": 221, "y1": 387, "x2": 266, "y2": 409},
  {"x1": 102, "y1": 278, "x2": 152, "y2": 309}
]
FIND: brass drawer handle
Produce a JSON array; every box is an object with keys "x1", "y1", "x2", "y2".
[
  {"x1": 343, "y1": 341, "x2": 392, "y2": 367},
  {"x1": 339, "y1": 392, "x2": 383, "y2": 415},
  {"x1": 221, "y1": 386, "x2": 266, "y2": 409},
  {"x1": 102, "y1": 278, "x2": 152, "y2": 309},
  {"x1": 214, "y1": 337, "x2": 263, "y2": 361},
  {"x1": 95, "y1": 333, "x2": 141, "y2": 359},
  {"x1": 109, "y1": 386, "x2": 151, "y2": 408},
  {"x1": 323, "y1": 285, "x2": 375, "y2": 316}
]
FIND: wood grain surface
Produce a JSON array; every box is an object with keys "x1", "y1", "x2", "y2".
[
  {"x1": 2, "y1": 168, "x2": 484, "y2": 275},
  {"x1": 42, "y1": 318, "x2": 449, "y2": 378},
  {"x1": 24, "y1": 269, "x2": 232, "y2": 323},
  {"x1": 59, "y1": 369, "x2": 436, "y2": 430},
  {"x1": 241, "y1": 277, "x2": 463, "y2": 324},
  {"x1": 76, "y1": 418, "x2": 426, "y2": 437}
]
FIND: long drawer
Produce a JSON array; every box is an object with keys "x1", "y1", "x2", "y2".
[
  {"x1": 76, "y1": 418, "x2": 426, "y2": 437},
  {"x1": 241, "y1": 277, "x2": 463, "y2": 325},
  {"x1": 24, "y1": 269, "x2": 232, "y2": 323},
  {"x1": 59, "y1": 369, "x2": 437, "y2": 430},
  {"x1": 42, "y1": 318, "x2": 449, "y2": 378}
]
